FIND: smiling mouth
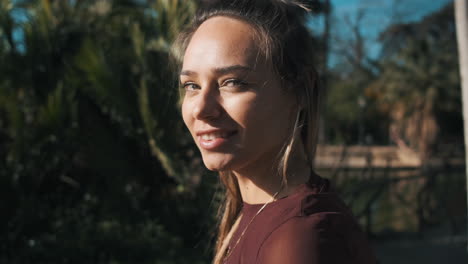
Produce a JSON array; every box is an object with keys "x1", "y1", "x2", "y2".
[
  {"x1": 200, "y1": 131, "x2": 235, "y2": 141},
  {"x1": 197, "y1": 130, "x2": 237, "y2": 150}
]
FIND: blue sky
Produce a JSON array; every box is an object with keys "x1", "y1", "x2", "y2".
[
  {"x1": 332, "y1": 0, "x2": 453, "y2": 31},
  {"x1": 324, "y1": 0, "x2": 453, "y2": 64},
  {"x1": 333, "y1": 0, "x2": 452, "y2": 21},
  {"x1": 10, "y1": 0, "x2": 453, "y2": 59}
]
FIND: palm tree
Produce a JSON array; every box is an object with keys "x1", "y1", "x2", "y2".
[{"x1": 0, "y1": 1, "x2": 216, "y2": 263}]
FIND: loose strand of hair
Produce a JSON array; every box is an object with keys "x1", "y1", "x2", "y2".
[{"x1": 213, "y1": 171, "x2": 242, "y2": 264}]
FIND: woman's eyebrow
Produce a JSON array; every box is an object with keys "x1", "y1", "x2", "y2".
[
  {"x1": 180, "y1": 70, "x2": 197, "y2": 77},
  {"x1": 179, "y1": 65, "x2": 253, "y2": 77},
  {"x1": 212, "y1": 65, "x2": 253, "y2": 75}
]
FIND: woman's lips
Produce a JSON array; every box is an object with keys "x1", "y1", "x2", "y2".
[{"x1": 196, "y1": 130, "x2": 237, "y2": 150}]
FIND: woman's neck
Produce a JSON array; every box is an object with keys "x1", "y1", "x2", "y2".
[{"x1": 232, "y1": 152, "x2": 311, "y2": 205}]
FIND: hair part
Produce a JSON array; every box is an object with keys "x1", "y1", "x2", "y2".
[{"x1": 173, "y1": 1, "x2": 321, "y2": 263}]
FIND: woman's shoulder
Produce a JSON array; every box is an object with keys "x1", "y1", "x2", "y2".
[
  {"x1": 290, "y1": 173, "x2": 356, "y2": 222},
  {"x1": 254, "y1": 175, "x2": 378, "y2": 264},
  {"x1": 267, "y1": 178, "x2": 358, "y2": 244},
  {"x1": 260, "y1": 174, "x2": 355, "y2": 227},
  {"x1": 256, "y1": 212, "x2": 377, "y2": 264}
]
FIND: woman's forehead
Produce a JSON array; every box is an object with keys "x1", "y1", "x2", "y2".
[{"x1": 182, "y1": 16, "x2": 264, "y2": 72}]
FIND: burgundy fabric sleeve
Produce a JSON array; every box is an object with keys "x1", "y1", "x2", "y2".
[{"x1": 255, "y1": 212, "x2": 354, "y2": 264}]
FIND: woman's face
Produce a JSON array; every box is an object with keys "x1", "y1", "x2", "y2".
[{"x1": 181, "y1": 16, "x2": 296, "y2": 172}]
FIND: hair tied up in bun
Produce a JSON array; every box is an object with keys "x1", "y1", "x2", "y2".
[{"x1": 278, "y1": 0, "x2": 312, "y2": 12}]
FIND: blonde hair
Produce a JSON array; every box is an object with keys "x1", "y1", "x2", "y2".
[{"x1": 173, "y1": 1, "x2": 321, "y2": 262}]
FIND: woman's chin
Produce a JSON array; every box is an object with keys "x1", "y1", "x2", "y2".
[
  {"x1": 203, "y1": 161, "x2": 231, "y2": 171},
  {"x1": 201, "y1": 155, "x2": 235, "y2": 171}
]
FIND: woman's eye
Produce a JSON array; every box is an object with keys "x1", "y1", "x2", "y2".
[
  {"x1": 221, "y1": 79, "x2": 247, "y2": 89},
  {"x1": 182, "y1": 82, "x2": 199, "y2": 91}
]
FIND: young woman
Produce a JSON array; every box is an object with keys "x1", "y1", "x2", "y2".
[{"x1": 174, "y1": 0, "x2": 378, "y2": 263}]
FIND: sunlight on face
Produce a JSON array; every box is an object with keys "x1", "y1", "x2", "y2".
[{"x1": 180, "y1": 16, "x2": 296, "y2": 173}]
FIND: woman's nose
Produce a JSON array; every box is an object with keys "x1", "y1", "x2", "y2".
[{"x1": 192, "y1": 90, "x2": 221, "y2": 120}]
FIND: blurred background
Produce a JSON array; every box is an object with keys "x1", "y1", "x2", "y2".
[{"x1": 0, "y1": 0, "x2": 466, "y2": 263}]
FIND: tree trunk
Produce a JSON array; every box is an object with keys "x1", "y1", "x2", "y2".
[
  {"x1": 454, "y1": 0, "x2": 468, "y2": 251},
  {"x1": 318, "y1": 0, "x2": 330, "y2": 144}
]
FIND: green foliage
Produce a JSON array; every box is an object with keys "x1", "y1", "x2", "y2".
[
  {"x1": 372, "y1": 3, "x2": 461, "y2": 155},
  {"x1": 325, "y1": 64, "x2": 389, "y2": 145},
  {"x1": 0, "y1": 0, "x2": 216, "y2": 263},
  {"x1": 325, "y1": 3, "x2": 461, "y2": 148}
]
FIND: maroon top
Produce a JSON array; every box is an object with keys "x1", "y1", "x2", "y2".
[{"x1": 224, "y1": 175, "x2": 378, "y2": 264}]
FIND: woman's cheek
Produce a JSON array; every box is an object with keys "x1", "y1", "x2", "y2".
[
  {"x1": 181, "y1": 99, "x2": 194, "y2": 132},
  {"x1": 226, "y1": 93, "x2": 259, "y2": 121}
]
